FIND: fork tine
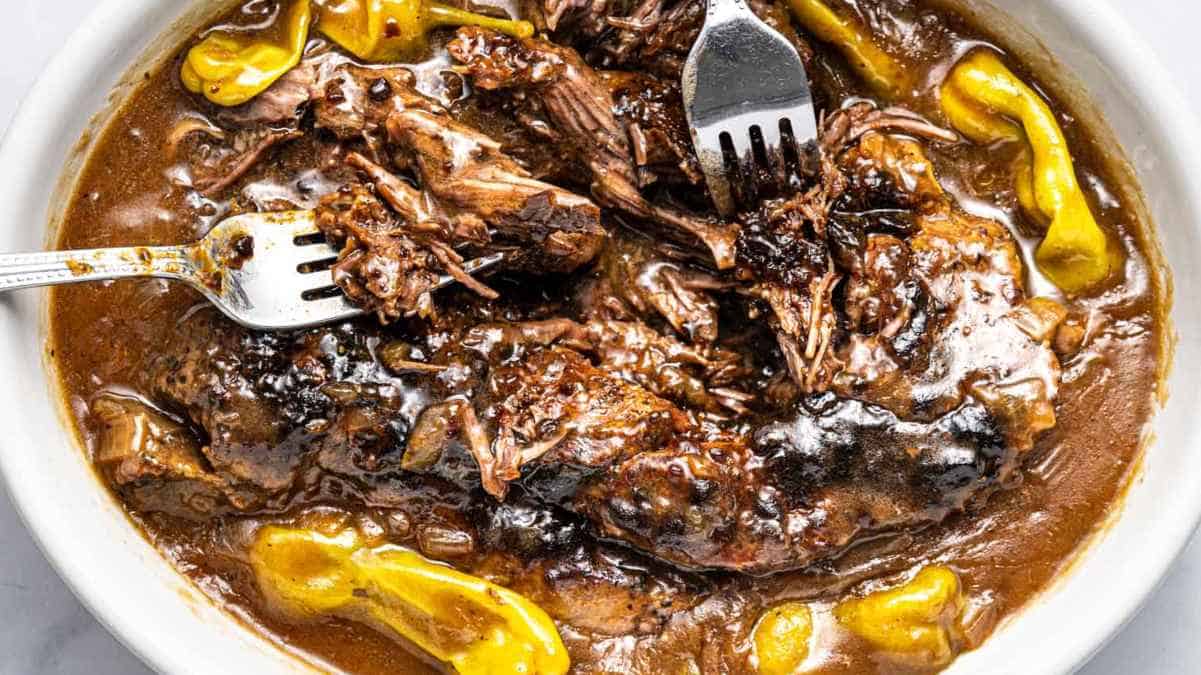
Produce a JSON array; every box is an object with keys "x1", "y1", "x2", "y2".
[
  {"x1": 284, "y1": 245, "x2": 339, "y2": 269},
  {"x1": 728, "y1": 129, "x2": 758, "y2": 208},
  {"x1": 293, "y1": 237, "x2": 331, "y2": 248},
  {"x1": 296, "y1": 257, "x2": 339, "y2": 275},
  {"x1": 270, "y1": 211, "x2": 322, "y2": 239},
  {"x1": 205, "y1": 209, "x2": 508, "y2": 329},
  {"x1": 226, "y1": 210, "x2": 322, "y2": 239},
  {"x1": 300, "y1": 292, "x2": 365, "y2": 322},
  {"x1": 692, "y1": 125, "x2": 736, "y2": 216},
  {"x1": 728, "y1": 128, "x2": 754, "y2": 165},
  {"x1": 783, "y1": 112, "x2": 819, "y2": 154},
  {"x1": 759, "y1": 120, "x2": 788, "y2": 192},
  {"x1": 456, "y1": 251, "x2": 506, "y2": 278}
]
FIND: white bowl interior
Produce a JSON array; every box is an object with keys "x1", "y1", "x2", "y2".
[{"x1": 0, "y1": 1, "x2": 1196, "y2": 674}]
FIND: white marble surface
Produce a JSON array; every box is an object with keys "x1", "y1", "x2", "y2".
[{"x1": 0, "y1": 1, "x2": 1197, "y2": 673}]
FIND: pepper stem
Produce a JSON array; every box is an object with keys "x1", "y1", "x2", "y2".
[{"x1": 425, "y1": 2, "x2": 535, "y2": 39}]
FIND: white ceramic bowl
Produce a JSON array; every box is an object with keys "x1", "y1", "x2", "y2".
[{"x1": 0, "y1": 1, "x2": 1196, "y2": 673}]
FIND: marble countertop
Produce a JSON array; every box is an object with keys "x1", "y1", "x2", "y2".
[{"x1": 1, "y1": 0, "x2": 1198, "y2": 673}]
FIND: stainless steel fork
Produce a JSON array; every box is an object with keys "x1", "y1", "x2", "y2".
[
  {"x1": 682, "y1": 0, "x2": 818, "y2": 216},
  {"x1": 0, "y1": 210, "x2": 502, "y2": 331}
]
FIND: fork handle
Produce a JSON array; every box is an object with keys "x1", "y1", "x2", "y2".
[{"x1": 0, "y1": 246, "x2": 195, "y2": 292}]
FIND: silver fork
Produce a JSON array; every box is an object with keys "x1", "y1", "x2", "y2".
[
  {"x1": 682, "y1": 0, "x2": 818, "y2": 216},
  {"x1": 0, "y1": 210, "x2": 502, "y2": 331}
]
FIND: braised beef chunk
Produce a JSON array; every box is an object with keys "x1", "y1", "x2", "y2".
[
  {"x1": 569, "y1": 396, "x2": 1015, "y2": 573},
  {"x1": 216, "y1": 53, "x2": 328, "y2": 127},
  {"x1": 309, "y1": 62, "x2": 434, "y2": 148},
  {"x1": 475, "y1": 498, "x2": 585, "y2": 557},
  {"x1": 147, "y1": 316, "x2": 296, "y2": 492},
  {"x1": 757, "y1": 397, "x2": 1009, "y2": 516},
  {"x1": 132, "y1": 311, "x2": 435, "y2": 509},
  {"x1": 483, "y1": 346, "x2": 685, "y2": 499},
  {"x1": 585, "y1": 233, "x2": 726, "y2": 344},
  {"x1": 383, "y1": 101, "x2": 607, "y2": 273},
  {"x1": 551, "y1": 0, "x2": 809, "y2": 80},
  {"x1": 599, "y1": 0, "x2": 705, "y2": 77},
  {"x1": 463, "y1": 316, "x2": 750, "y2": 414},
  {"x1": 304, "y1": 70, "x2": 609, "y2": 319},
  {"x1": 92, "y1": 394, "x2": 255, "y2": 518},
  {"x1": 448, "y1": 26, "x2": 739, "y2": 269},
  {"x1": 316, "y1": 184, "x2": 471, "y2": 322},
  {"x1": 308, "y1": 57, "x2": 609, "y2": 271},
  {"x1": 603, "y1": 71, "x2": 702, "y2": 186}
]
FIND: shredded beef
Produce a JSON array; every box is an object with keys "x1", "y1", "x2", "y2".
[
  {"x1": 448, "y1": 26, "x2": 739, "y2": 269},
  {"x1": 316, "y1": 184, "x2": 479, "y2": 322},
  {"x1": 147, "y1": 33, "x2": 1072, "y2": 578}
]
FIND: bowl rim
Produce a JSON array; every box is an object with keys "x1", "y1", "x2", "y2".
[{"x1": 0, "y1": 0, "x2": 1198, "y2": 674}]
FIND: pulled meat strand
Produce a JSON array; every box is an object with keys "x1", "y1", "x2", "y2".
[
  {"x1": 316, "y1": 185, "x2": 477, "y2": 321},
  {"x1": 591, "y1": 234, "x2": 727, "y2": 344},
  {"x1": 425, "y1": 238, "x2": 500, "y2": 300},
  {"x1": 193, "y1": 128, "x2": 304, "y2": 196},
  {"x1": 821, "y1": 102, "x2": 960, "y2": 156},
  {"x1": 458, "y1": 399, "x2": 506, "y2": 498},
  {"x1": 165, "y1": 115, "x2": 225, "y2": 155},
  {"x1": 345, "y1": 152, "x2": 443, "y2": 232}
]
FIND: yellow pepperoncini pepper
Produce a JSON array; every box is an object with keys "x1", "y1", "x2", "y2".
[
  {"x1": 941, "y1": 50, "x2": 1115, "y2": 293},
  {"x1": 182, "y1": 0, "x2": 533, "y2": 106},
  {"x1": 785, "y1": 0, "x2": 908, "y2": 97},
  {"x1": 313, "y1": 0, "x2": 534, "y2": 62},
  {"x1": 250, "y1": 526, "x2": 570, "y2": 675},
  {"x1": 181, "y1": 0, "x2": 313, "y2": 106},
  {"x1": 834, "y1": 566, "x2": 965, "y2": 666},
  {"x1": 752, "y1": 601, "x2": 813, "y2": 675}
]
